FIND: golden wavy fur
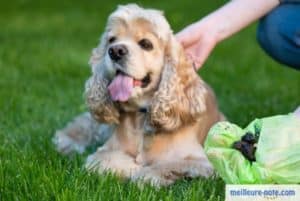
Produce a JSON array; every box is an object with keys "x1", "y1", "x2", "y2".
[{"x1": 54, "y1": 4, "x2": 224, "y2": 186}]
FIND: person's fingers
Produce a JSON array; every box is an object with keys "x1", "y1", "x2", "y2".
[
  {"x1": 175, "y1": 23, "x2": 201, "y2": 47},
  {"x1": 176, "y1": 32, "x2": 194, "y2": 47},
  {"x1": 184, "y1": 39, "x2": 215, "y2": 69}
]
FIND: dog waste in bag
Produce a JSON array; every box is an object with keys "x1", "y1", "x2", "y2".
[{"x1": 204, "y1": 113, "x2": 300, "y2": 184}]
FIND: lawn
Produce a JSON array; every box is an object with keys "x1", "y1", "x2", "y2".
[{"x1": 0, "y1": 0, "x2": 299, "y2": 200}]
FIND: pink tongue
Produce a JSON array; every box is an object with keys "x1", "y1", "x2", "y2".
[{"x1": 108, "y1": 74, "x2": 134, "y2": 102}]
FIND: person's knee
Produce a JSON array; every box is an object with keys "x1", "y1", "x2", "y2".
[{"x1": 257, "y1": 4, "x2": 300, "y2": 69}]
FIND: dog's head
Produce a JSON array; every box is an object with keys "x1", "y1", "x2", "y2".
[{"x1": 86, "y1": 4, "x2": 208, "y2": 131}]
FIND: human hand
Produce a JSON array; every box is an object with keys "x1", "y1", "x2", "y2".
[
  {"x1": 176, "y1": 22, "x2": 217, "y2": 69},
  {"x1": 176, "y1": 0, "x2": 279, "y2": 70}
]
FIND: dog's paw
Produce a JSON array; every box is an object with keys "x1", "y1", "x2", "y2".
[
  {"x1": 53, "y1": 130, "x2": 86, "y2": 155},
  {"x1": 132, "y1": 167, "x2": 175, "y2": 187},
  {"x1": 85, "y1": 150, "x2": 141, "y2": 178},
  {"x1": 185, "y1": 160, "x2": 214, "y2": 178}
]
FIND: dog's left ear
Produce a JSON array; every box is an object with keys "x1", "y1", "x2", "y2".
[
  {"x1": 149, "y1": 35, "x2": 207, "y2": 132},
  {"x1": 85, "y1": 32, "x2": 120, "y2": 125}
]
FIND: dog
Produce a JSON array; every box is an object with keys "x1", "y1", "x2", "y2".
[{"x1": 53, "y1": 4, "x2": 224, "y2": 186}]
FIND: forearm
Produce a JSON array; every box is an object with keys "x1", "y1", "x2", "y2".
[{"x1": 202, "y1": 0, "x2": 280, "y2": 42}]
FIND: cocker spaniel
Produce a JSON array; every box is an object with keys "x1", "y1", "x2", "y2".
[{"x1": 53, "y1": 4, "x2": 224, "y2": 186}]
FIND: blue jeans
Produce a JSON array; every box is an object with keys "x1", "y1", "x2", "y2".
[{"x1": 257, "y1": 2, "x2": 300, "y2": 70}]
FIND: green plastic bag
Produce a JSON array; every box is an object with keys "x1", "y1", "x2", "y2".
[{"x1": 204, "y1": 113, "x2": 300, "y2": 184}]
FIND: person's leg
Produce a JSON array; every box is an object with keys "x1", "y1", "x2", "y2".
[{"x1": 257, "y1": 3, "x2": 300, "y2": 70}]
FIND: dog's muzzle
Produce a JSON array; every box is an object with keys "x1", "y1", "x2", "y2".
[{"x1": 108, "y1": 44, "x2": 128, "y2": 62}]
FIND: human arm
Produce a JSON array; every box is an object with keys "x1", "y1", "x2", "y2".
[{"x1": 176, "y1": 0, "x2": 280, "y2": 69}]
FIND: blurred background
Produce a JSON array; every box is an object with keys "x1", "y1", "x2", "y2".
[{"x1": 0, "y1": 0, "x2": 299, "y2": 200}]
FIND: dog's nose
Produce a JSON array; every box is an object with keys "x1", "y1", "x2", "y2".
[{"x1": 108, "y1": 45, "x2": 128, "y2": 61}]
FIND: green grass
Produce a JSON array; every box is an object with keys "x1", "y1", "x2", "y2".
[{"x1": 0, "y1": 0, "x2": 299, "y2": 200}]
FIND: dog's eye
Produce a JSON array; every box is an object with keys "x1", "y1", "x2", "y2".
[
  {"x1": 108, "y1": 36, "x2": 116, "y2": 43},
  {"x1": 138, "y1": 39, "x2": 153, "y2": 51}
]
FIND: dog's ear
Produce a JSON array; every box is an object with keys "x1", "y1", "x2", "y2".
[
  {"x1": 89, "y1": 33, "x2": 110, "y2": 75},
  {"x1": 85, "y1": 33, "x2": 120, "y2": 124},
  {"x1": 149, "y1": 35, "x2": 207, "y2": 131}
]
